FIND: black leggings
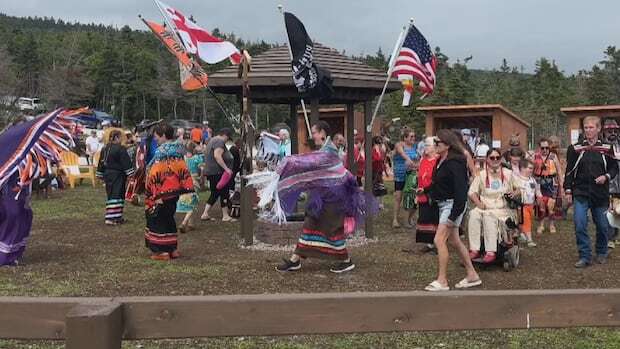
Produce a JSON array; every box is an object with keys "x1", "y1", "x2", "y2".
[{"x1": 207, "y1": 174, "x2": 230, "y2": 208}]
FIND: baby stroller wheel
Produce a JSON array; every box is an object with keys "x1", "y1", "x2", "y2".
[
  {"x1": 503, "y1": 260, "x2": 511, "y2": 272},
  {"x1": 510, "y1": 246, "x2": 520, "y2": 268}
]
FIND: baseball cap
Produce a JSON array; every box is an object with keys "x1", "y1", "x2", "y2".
[{"x1": 461, "y1": 129, "x2": 472, "y2": 136}]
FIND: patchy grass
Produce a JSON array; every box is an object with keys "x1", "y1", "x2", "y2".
[
  {"x1": 0, "y1": 184, "x2": 616, "y2": 296},
  {"x1": 2, "y1": 184, "x2": 620, "y2": 348},
  {"x1": 3, "y1": 327, "x2": 620, "y2": 348}
]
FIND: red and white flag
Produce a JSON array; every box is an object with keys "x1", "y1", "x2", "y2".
[{"x1": 155, "y1": 0, "x2": 241, "y2": 65}]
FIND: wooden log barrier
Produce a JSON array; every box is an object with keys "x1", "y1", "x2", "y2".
[
  {"x1": 65, "y1": 301, "x2": 123, "y2": 349},
  {"x1": 2, "y1": 289, "x2": 620, "y2": 347},
  {"x1": 119, "y1": 289, "x2": 620, "y2": 338}
]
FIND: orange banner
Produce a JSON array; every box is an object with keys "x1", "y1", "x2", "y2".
[{"x1": 143, "y1": 19, "x2": 208, "y2": 91}]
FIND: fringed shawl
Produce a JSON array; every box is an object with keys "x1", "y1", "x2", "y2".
[
  {"x1": 145, "y1": 141, "x2": 194, "y2": 208},
  {"x1": 0, "y1": 108, "x2": 81, "y2": 190},
  {"x1": 247, "y1": 141, "x2": 377, "y2": 226}
]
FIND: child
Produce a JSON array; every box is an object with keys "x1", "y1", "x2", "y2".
[
  {"x1": 177, "y1": 142, "x2": 204, "y2": 233},
  {"x1": 515, "y1": 159, "x2": 541, "y2": 247}
]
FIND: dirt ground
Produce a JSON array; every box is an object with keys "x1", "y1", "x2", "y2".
[
  {"x1": 1, "y1": 185, "x2": 617, "y2": 297},
  {"x1": 2, "y1": 185, "x2": 620, "y2": 349}
]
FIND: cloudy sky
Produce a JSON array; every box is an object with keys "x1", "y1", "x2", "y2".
[{"x1": 2, "y1": 0, "x2": 618, "y2": 74}]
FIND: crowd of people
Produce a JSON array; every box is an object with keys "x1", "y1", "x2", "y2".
[{"x1": 3, "y1": 112, "x2": 620, "y2": 293}]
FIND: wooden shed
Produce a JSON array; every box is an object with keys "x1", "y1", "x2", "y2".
[
  {"x1": 561, "y1": 105, "x2": 620, "y2": 144},
  {"x1": 418, "y1": 104, "x2": 530, "y2": 151}
]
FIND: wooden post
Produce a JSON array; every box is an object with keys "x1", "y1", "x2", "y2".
[
  {"x1": 239, "y1": 51, "x2": 254, "y2": 246},
  {"x1": 65, "y1": 302, "x2": 123, "y2": 349},
  {"x1": 346, "y1": 103, "x2": 355, "y2": 171},
  {"x1": 310, "y1": 99, "x2": 320, "y2": 126},
  {"x1": 364, "y1": 101, "x2": 374, "y2": 239},
  {"x1": 289, "y1": 103, "x2": 298, "y2": 154}
]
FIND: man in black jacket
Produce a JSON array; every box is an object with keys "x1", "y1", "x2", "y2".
[{"x1": 564, "y1": 116, "x2": 619, "y2": 267}]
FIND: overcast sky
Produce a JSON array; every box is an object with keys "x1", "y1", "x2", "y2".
[{"x1": 2, "y1": 0, "x2": 618, "y2": 74}]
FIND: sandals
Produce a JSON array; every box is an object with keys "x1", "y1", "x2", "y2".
[
  {"x1": 424, "y1": 280, "x2": 450, "y2": 292},
  {"x1": 455, "y1": 278, "x2": 482, "y2": 289}
]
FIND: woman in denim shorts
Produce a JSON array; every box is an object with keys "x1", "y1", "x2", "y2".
[{"x1": 422, "y1": 129, "x2": 481, "y2": 291}]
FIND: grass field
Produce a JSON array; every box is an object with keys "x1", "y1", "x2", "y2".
[{"x1": 1, "y1": 184, "x2": 620, "y2": 348}]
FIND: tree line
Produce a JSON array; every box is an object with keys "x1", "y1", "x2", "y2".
[{"x1": 1, "y1": 13, "x2": 620, "y2": 143}]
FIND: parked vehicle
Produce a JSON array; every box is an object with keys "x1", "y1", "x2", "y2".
[
  {"x1": 74, "y1": 109, "x2": 119, "y2": 129},
  {"x1": 17, "y1": 97, "x2": 44, "y2": 112},
  {"x1": 169, "y1": 119, "x2": 202, "y2": 135}
]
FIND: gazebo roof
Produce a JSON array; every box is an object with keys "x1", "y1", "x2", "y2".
[{"x1": 208, "y1": 43, "x2": 400, "y2": 104}]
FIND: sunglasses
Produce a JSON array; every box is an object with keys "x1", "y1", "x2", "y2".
[
  {"x1": 540, "y1": 146, "x2": 549, "y2": 150},
  {"x1": 488, "y1": 156, "x2": 501, "y2": 161},
  {"x1": 434, "y1": 139, "x2": 445, "y2": 145}
]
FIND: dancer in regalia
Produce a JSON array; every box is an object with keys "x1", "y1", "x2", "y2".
[
  {"x1": 125, "y1": 120, "x2": 161, "y2": 206},
  {"x1": 144, "y1": 123, "x2": 194, "y2": 261},
  {"x1": 96, "y1": 130, "x2": 135, "y2": 225},
  {"x1": 0, "y1": 109, "x2": 79, "y2": 266},
  {"x1": 248, "y1": 121, "x2": 376, "y2": 273}
]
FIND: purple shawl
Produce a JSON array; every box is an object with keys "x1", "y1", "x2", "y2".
[{"x1": 276, "y1": 149, "x2": 377, "y2": 225}]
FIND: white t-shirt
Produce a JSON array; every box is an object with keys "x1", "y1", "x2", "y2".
[
  {"x1": 85, "y1": 136, "x2": 101, "y2": 154},
  {"x1": 514, "y1": 174, "x2": 538, "y2": 205},
  {"x1": 475, "y1": 143, "x2": 490, "y2": 158}
]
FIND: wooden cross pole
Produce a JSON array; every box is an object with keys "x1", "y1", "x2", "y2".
[{"x1": 239, "y1": 50, "x2": 254, "y2": 246}]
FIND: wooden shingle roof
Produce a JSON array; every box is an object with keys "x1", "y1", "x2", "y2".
[
  {"x1": 417, "y1": 104, "x2": 531, "y2": 127},
  {"x1": 208, "y1": 43, "x2": 400, "y2": 104}
]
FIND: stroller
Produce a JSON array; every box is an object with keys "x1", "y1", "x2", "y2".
[{"x1": 472, "y1": 209, "x2": 521, "y2": 272}]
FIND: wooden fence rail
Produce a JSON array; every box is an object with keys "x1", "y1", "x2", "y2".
[{"x1": 2, "y1": 289, "x2": 620, "y2": 349}]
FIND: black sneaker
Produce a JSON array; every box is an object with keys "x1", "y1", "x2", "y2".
[
  {"x1": 330, "y1": 260, "x2": 355, "y2": 273},
  {"x1": 276, "y1": 259, "x2": 301, "y2": 272}
]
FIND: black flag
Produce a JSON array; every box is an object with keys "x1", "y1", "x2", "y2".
[{"x1": 284, "y1": 12, "x2": 333, "y2": 100}]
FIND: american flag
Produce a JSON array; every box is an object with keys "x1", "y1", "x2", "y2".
[{"x1": 391, "y1": 24, "x2": 437, "y2": 96}]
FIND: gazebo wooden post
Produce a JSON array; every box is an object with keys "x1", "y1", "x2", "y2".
[
  {"x1": 289, "y1": 103, "x2": 298, "y2": 154},
  {"x1": 363, "y1": 101, "x2": 374, "y2": 239},
  {"x1": 346, "y1": 103, "x2": 355, "y2": 171},
  {"x1": 310, "y1": 99, "x2": 320, "y2": 125},
  {"x1": 239, "y1": 52, "x2": 254, "y2": 246}
]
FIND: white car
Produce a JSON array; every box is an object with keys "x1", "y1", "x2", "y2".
[{"x1": 17, "y1": 97, "x2": 44, "y2": 112}]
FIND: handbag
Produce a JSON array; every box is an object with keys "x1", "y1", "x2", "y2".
[{"x1": 373, "y1": 182, "x2": 387, "y2": 196}]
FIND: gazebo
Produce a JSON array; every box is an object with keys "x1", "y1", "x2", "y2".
[
  {"x1": 209, "y1": 43, "x2": 400, "y2": 244},
  {"x1": 561, "y1": 105, "x2": 620, "y2": 144},
  {"x1": 418, "y1": 104, "x2": 530, "y2": 151}
]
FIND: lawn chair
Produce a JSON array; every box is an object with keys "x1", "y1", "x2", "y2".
[
  {"x1": 92, "y1": 150, "x2": 102, "y2": 186},
  {"x1": 59, "y1": 151, "x2": 97, "y2": 188}
]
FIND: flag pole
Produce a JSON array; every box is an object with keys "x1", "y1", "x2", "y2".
[
  {"x1": 147, "y1": 4, "x2": 241, "y2": 130},
  {"x1": 153, "y1": 0, "x2": 186, "y2": 47},
  {"x1": 366, "y1": 18, "x2": 413, "y2": 133},
  {"x1": 278, "y1": 4, "x2": 312, "y2": 137}
]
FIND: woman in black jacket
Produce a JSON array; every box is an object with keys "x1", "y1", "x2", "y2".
[{"x1": 424, "y1": 129, "x2": 481, "y2": 291}]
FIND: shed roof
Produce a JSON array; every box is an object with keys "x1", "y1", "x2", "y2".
[
  {"x1": 560, "y1": 105, "x2": 620, "y2": 113},
  {"x1": 417, "y1": 104, "x2": 531, "y2": 127},
  {"x1": 208, "y1": 43, "x2": 400, "y2": 104}
]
